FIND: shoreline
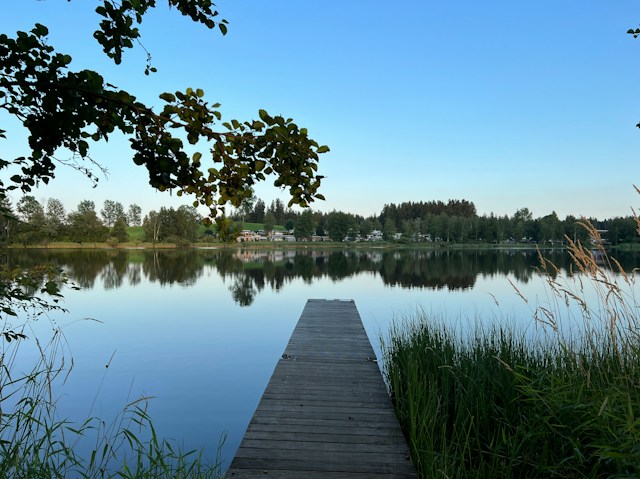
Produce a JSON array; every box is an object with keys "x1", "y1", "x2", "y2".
[{"x1": 2, "y1": 241, "x2": 583, "y2": 251}]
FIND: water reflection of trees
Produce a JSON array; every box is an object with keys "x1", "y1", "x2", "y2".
[
  {"x1": 5, "y1": 248, "x2": 640, "y2": 307},
  {"x1": 229, "y1": 274, "x2": 257, "y2": 307},
  {"x1": 141, "y1": 250, "x2": 208, "y2": 286}
]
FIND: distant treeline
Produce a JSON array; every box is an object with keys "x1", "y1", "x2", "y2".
[
  {"x1": 0, "y1": 196, "x2": 202, "y2": 246},
  {"x1": 2, "y1": 194, "x2": 638, "y2": 245},
  {"x1": 232, "y1": 196, "x2": 636, "y2": 245},
  {"x1": 380, "y1": 199, "x2": 478, "y2": 221}
]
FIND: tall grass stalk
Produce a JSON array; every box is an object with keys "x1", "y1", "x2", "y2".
[
  {"x1": 0, "y1": 270, "x2": 224, "y2": 478},
  {"x1": 382, "y1": 221, "x2": 640, "y2": 478}
]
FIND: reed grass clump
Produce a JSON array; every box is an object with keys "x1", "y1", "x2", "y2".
[{"x1": 382, "y1": 221, "x2": 640, "y2": 478}]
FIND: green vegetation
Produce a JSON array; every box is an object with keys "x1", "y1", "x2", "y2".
[
  {"x1": 142, "y1": 206, "x2": 200, "y2": 244},
  {"x1": 0, "y1": 3, "x2": 328, "y2": 224},
  {"x1": 236, "y1": 222, "x2": 285, "y2": 232},
  {"x1": 0, "y1": 10, "x2": 327, "y2": 473},
  {"x1": 382, "y1": 223, "x2": 640, "y2": 478},
  {"x1": 6, "y1": 193, "x2": 640, "y2": 248},
  {"x1": 127, "y1": 226, "x2": 145, "y2": 243},
  {"x1": 1, "y1": 347, "x2": 225, "y2": 478}
]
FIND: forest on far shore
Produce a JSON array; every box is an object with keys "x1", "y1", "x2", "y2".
[{"x1": 2, "y1": 194, "x2": 636, "y2": 246}]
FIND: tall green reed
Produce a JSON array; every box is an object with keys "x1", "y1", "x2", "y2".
[{"x1": 383, "y1": 220, "x2": 640, "y2": 478}]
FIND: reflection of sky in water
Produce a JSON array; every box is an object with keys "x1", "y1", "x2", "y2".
[{"x1": 8, "y1": 249, "x2": 636, "y2": 471}]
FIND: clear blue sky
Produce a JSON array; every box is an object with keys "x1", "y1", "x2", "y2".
[{"x1": 2, "y1": 1, "x2": 639, "y2": 220}]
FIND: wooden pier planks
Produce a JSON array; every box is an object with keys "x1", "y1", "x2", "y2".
[{"x1": 226, "y1": 299, "x2": 417, "y2": 478}]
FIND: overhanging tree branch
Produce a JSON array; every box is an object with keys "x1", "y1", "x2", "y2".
[{"x1": 0, "y1": 4, "x2": 329, "y2": 225}]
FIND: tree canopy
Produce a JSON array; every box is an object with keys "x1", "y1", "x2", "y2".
[{"x1": 0, "y1": 1, "x2": 328, "y2": 224}]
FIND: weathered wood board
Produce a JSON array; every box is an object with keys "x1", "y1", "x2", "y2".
[{"x1": 226, "y1": 299, "x2": 417, "y2": 478}]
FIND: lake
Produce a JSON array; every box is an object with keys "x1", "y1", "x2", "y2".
[{"x1": 4, "y1": 246, "x2": 638, "y2": 471}]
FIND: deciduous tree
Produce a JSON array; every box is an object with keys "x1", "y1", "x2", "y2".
[
  {"x1": 45, "y1": 198, "x2": 66, "y2": 227},
  {"x1": 111, "y1": 216, "x2": 129, "y2": 243},
  {"x1": 77, "y1": 200, "x2": 96, "y2": 215},
  {"x1": 0, "y1": 3, "x2": 328, "y2": 225},
  {"x1": 294, "y1": 210, "x2": 315, "y2": 241},
  {"x1": 327, "y1": 211, "x2": 354, "y2": 242},
  {"x1": 175, "y1": 205, "x2": 200, "y2": 242},
  {"x1": 284, "y1": 218, "x2": 295, "y2": 231},
  {"x1": 359, "y1": 219, "x2": 373, "y2": 238},
  {"x1": 67, "y1": 203, "x2": 109, "y2": 243},
  {"x1": 101, "y1": 200, "x2": 126, "y2": 227},
  {"x1": 143, "y1": 210, "x2": 162, "y2": 243},
  {"x1": 238, "y1": 188, "x2": 256, "y2": 224},
  {"x1": 217, "y1": 216, "x2": 240, "y2": 243},
  {"x1": 539, "y1": 212, "x2": 562, "y2": 244},
  {"x1": 15, "y1": 195, "x2": 46, "y2": 244},
  {"x1": 382, "y1": 217, "x2": 397, "y2": 241},
  {"x1": 142, "y1": 205, "x2": 200, "y2": 243},
  {"x1": 0, "y1": 196, "x2": 16, "y2": 243},
  {"x1": 127, "y1": 204, "x2": 142, "y2": 227},
  {"x1": 44, "y1": 198, "x2": 66, "y2": 242},
  {"x1": 16, "y1": 196, "x2": 44, "y2": 224}
]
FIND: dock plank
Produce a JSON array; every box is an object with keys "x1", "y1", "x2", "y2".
[{"x1": 226, "y1": 299, "x2": 416, "y2": 478}]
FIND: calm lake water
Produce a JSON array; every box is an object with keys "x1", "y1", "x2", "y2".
[{"x1": 5, "y1": 247, "x2": 639, "y2": 471}]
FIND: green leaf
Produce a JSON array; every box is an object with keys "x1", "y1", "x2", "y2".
[
  {"x1": 78, "y1": 140, "x2": 88, "y2": 157},
  {"x1": 317, "y1": 145, "x2": 330, "y2": 154},
  {"x1": 219, "y1": 23, "x2": 228, "y2": 35},
  {"x1": 33, "y1": 23, "x2": 49, "y2": 36},
  {"x1": 159, "y1": 92, "x2": 176, "y2": 102}
]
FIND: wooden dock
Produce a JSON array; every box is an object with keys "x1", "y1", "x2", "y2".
[{"x1": 226, "y1": 299, "x2": 417, "y2": 478}]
